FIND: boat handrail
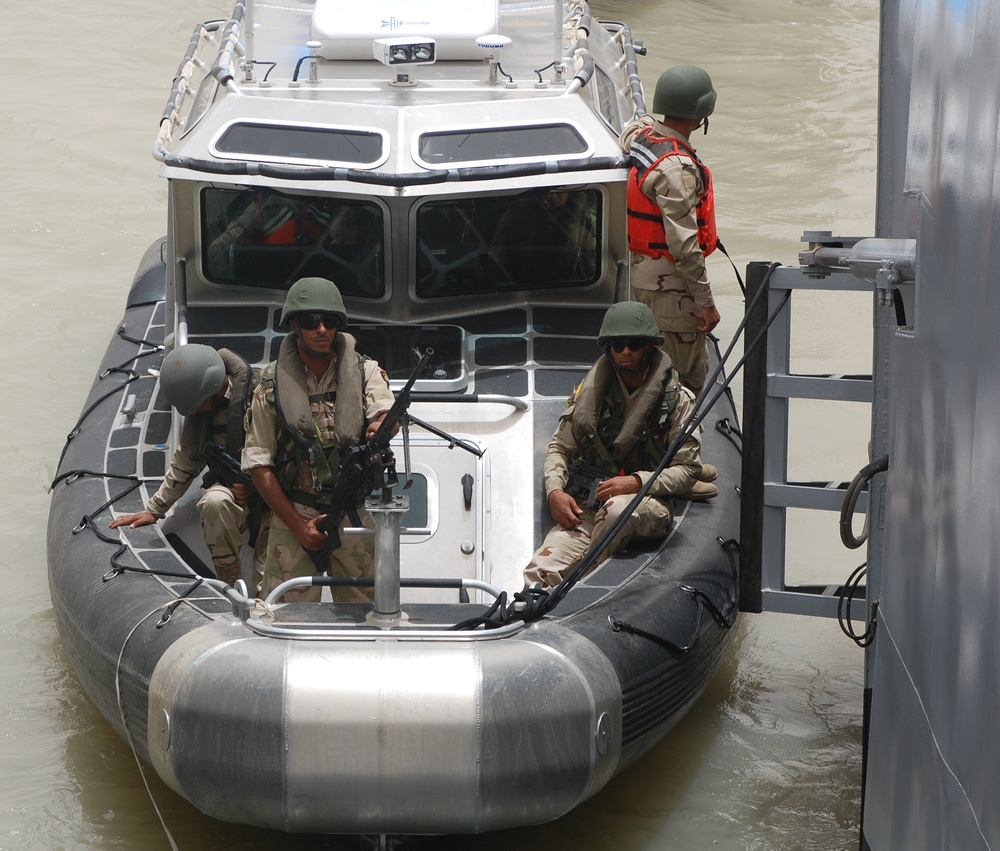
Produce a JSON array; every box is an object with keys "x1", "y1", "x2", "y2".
[
  {"x1": 155, "y1": 19, "x2": 224, "y2": 159},
  {"x1": 242, "y1": 576, "x2": 526, "y2": 641},
  {"x1": 263, "y1": 575, "x2": 503, "y2": 607},
  {"x1": 245, "y1": 617, "x2": 526, "y2": 642},
  {"x1": 210, "y1": 1, "x2": 246, "y2": 91}
]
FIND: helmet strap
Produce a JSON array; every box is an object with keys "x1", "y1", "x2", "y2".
[{"x1": 701, "y1": 117, "x2": 710, "y2": 135}]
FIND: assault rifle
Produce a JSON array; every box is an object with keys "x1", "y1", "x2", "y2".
[
  {"x1": 564, "y1": 460, "x2": 612, "y2": 510},
  {"x1": 202, "y1": 442, "x2": 254, "y2": 491},
  {"x1": 307, "y1": 348, "x2": 434, "y2": 573}
]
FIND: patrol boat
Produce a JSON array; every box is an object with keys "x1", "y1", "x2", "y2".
[{"x1": 46, "y1": 0, "x2": 741, "y2": 837}]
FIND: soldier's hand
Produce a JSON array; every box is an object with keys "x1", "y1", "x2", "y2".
[
  {"x1": 595, "y1": 474, "x2": 642, "y2": 502},
  {"x1": 547, "y1": 490, "x2": 584, "y2": 530},
  {"x1": 299, "y1": 514, "x2": 330, "y2": 552},
  {"x1": 231, "y1": 482, "x2": 251, "y2": 507},
  {"x1": 697, "y1": 305, "x2": 721, "y2": 332},
  {"x1": 109, "y1": 511, "x2": 158, "y2": 530}
]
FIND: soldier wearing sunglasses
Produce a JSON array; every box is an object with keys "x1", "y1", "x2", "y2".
[
  {"x1": 242, "y1": 277, "x2": 395, "y2": 602},
  {"x1": 523, "y1": 302, "x2": 717, "y2": 591}
]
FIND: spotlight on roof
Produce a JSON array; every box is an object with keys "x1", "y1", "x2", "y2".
[{"x1": 374, "y1": 37, "x2": 437, "y2": 67}]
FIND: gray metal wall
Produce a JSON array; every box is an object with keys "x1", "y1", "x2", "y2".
[{"x1": 865, "y1": 0, "x2": 1000, "y2": 847}]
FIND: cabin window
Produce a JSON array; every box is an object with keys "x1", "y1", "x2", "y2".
[
  {"x1": 201, "y1": 187, "x2": 385, "y2": 297},
  {"x1": 417, "y1": 124, "x2": 588, "y2": 166},
  {"x1": 390, "y1": 473, "x2": 429, "y2": 532},
  {"x1": 213, "y1": 121, "x2": 384, "y2": 167},
  {"x1": 414, "y1": 188, "x2": 601, "y2": 297},
  {"x1": 592, "y1": 67, "x2": 622, "y2": 132}
]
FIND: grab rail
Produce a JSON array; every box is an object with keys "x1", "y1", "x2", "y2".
[{"x1": 263, "y1": 575, "x2": 503, "y2": 607}]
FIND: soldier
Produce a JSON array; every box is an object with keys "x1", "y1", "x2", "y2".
[
  {"x1": 242, "y1": 277, "x2": 395, "y2": 603},
  {"x1": 621, "y1": 64, "x2": 721, "y2": 394},
  {"x1": 523, "y1": 302, "x2": 716, "y2": 591},
  {"x1": 110, "y1": 344, "x2": 259, "y2": 586}
]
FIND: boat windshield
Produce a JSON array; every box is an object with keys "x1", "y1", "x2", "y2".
[
  {"x1": 201, "y1": 187, "x2": 384, "y2": 296},
  {"x1": 415, "y1": 188, "x2": 601, "y2": 297}
]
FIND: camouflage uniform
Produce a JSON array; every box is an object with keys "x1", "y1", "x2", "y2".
[
  {"x1": 146, "y1": 372, "x2": 258, "y2": 584},
  {"x1": 242, "y1": 339, "x2": 394, "y2": 602},
  {"x1": 523, "y1": 350, "x2": 702, "y2": 589},
  {"x1": 620, "y1": 116, "x2": 716, "y2": 393}
]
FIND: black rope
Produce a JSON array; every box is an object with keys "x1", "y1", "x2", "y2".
[
  {"x1": 837, "y1": 562, "x2": 878, "y2": 647},
  {"x1": 608, "y1": 536, "x2": 740, "y2": 652},
  {"x1": 716, "y1": 240, "x2": 747, "y2": 298},
  {"x1": 50, "y1": 468, "x2": 141, "y2": 490},
  {"x1": 56, "y1": 469, "x2": 199, "y2": 584},
  {"x1": 157, "y1": 579, "x2": 209, "y2": 628},
  {"x1": 715, "y1": 417, "x2": 743, "y2": 453},
  {"x1": 54, "y1": 324, "x2": 163, "y2": 470},
  {"x1": 450, "y1": 591, "x2": 510, "y2": 631}
]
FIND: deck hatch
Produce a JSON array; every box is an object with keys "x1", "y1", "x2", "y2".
[
  {"x1": 418, "y1": 124, "x2": 588, "y2": 166},
  {"x1": 212, "y1": 121, "x2": 385, "y2": 167}
]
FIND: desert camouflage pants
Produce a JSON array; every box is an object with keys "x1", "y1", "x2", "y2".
[
  {"x1": 522, "y1": 494, "x2": 674, "y2": 590},
  {"x1": 197, "y1": 484, "x2": 248, "y2": 584},
  {"x1": 259, "y1": 502, "x2": 374, "y2": 603},
  {"x1": 631, "y1": 288, "x2": 710, "y2": 394}
]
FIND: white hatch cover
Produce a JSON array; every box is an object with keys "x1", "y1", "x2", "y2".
[{"x1": 311, "y1": 0, "x2": 500, "y2": 60}]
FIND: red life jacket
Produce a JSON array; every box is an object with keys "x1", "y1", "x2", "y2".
[
  {"x1": 626, "y1": 127, "x2": 718, "y2": 261},
  {"x1": 260, "y1": 202, "x2": 330, "y2": 245}
]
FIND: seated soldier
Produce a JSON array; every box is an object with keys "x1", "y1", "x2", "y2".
[{"x1": 523, "y1": 302, "x2": 717, "y2": 590}]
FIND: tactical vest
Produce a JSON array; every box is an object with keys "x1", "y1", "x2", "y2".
[
  {"x1": 261, "y1": 333, "x2": 367, "y2": 505},
  {"x1": 569, "y1": 348, "x2": 679, "y2": 474},
  {"x1": 626, "y1": 127, "x2": 718, "y2": 261}
]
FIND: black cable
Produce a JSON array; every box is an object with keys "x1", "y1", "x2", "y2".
[
  {"x1": 837, "y1": 562, "x2": 878, "y2": 647},
  {"x1": 840, "y1": 455, "x2": 889, "y2": 549}
]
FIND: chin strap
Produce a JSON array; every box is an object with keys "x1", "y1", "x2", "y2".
[{"x1": 292, "y1": 329, "x2": 337, "y2": 360}]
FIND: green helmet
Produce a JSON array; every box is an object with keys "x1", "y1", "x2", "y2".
[
  {"x1": 160, "y1": 344, "x2": 226, "y2": 417},
  {"x1": 652, "y1": 65, "x2": 717, "y2": 120},
  {"x1": 597, "y1": 302, "x2": 664, "y2": 345},
  {"x1": 279, "y1": 277, "x2": 349, "y2": 328}
]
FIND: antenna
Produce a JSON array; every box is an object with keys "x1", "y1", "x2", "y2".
[{"x1": 476, "y1": 34, "x2": 511, "y2": 85}]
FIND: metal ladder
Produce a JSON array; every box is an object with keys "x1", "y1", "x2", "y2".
[{"x1": 738, "y1": 232, "x2": 911, "y2": 617}]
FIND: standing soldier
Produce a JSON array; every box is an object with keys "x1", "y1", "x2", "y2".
[
  {"x1": 242, "y1": 277, "x2": 395, "y2": 603},
  {"x1": 621, "y1": 64, "x2": 721, "y2": 395}
]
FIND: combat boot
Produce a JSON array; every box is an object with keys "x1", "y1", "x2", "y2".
[
  {"x1": 697, "y1": 464, "x2": 718, "y2": 482},
  {"x1": 679, "y1": 480, "x2": 719, "y2": 501}
]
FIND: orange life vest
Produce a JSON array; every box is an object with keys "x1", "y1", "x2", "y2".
[{"x1": 626, "y1": 128, "x2": 718, "y2": 261}]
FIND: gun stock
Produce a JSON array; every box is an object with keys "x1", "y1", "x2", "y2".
[{"x1": 306, "y1": 348, "x2": 433, "y2": 572}]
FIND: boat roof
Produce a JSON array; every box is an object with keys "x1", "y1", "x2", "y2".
[{"x1": 156, "y1": 0, "x2": 641, "y2": 193}]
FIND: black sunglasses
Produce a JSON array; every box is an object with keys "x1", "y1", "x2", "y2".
[
  {"x1": 607, "y1": 337, "x2": 649, "y2": 353},
  {"x1": 295, "y1": 312, "x2": 341, "y2": 331}
]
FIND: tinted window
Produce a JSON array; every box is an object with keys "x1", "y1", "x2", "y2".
[
  {"x1": 415, "y1": 188, "x2": 601, "y2": 297},
  {"x1": 215, "y1": 122, "x2": 383, "y2": 165},
  {"x1": 202, "y1": 187, "x2": 384, "y2": 297},
  {"x1": 418, "y1": 124, "x2": 587, "y2": 165}
]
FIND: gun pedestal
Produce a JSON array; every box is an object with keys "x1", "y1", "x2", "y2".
[{"x1": 366, "y1": 494, "x2": 409, "y2": 627}]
